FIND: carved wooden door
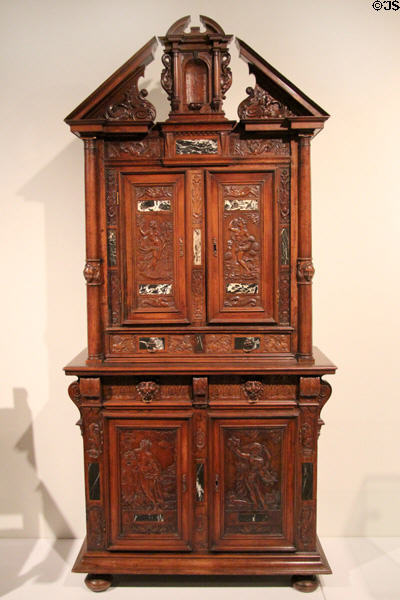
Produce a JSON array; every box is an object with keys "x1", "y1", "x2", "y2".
[
  {"x1": 120, "y1": 172, "x2": 188, "y2": 324},
  {"x1": 209, "y1": 416, "x2": 295, "y2": 551},
  {"x1": 107, "y1": 415, "x2": 192, "y2": 551},
  {"x1": 206, "y1": 171, "x2": 277, "y2": 324}
]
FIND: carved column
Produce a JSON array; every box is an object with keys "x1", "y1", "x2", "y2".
[
  {"x1": 83, "y1": 138, "x2": 103, "y2": 361},
  {"x1": 297, "y1": 134, "x2": 314, "y2": 361}
]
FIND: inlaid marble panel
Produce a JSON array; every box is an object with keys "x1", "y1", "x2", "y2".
[
  {"x1": 138, "y1": 199, "x2": 171, "y2": 212},
  {"x1": 176, "y1": 139, "x2": 218, "y2": 155},
  {"x1": 226, "y1": 283, "x2": 259, "y2": 295},
  {"x1": 139, "y1": 284, "x2": 172, "y2": 295},
  {"x1": 224, "y1": 198, "x2": 259, "y2": 211}
]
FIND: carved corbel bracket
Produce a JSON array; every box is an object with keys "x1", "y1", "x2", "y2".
[
  {"x1": 192, "y1": 377, "x2": 208, "y2": 408},
  {"x1": 297, "y1": 258, "x2": 315, "y2": 284},
  {"x1": 318, "y1": 379, "x2": 332, "y2": 436},
  {"x1": 83, "y1": 259, "x2": 102, "y2": 286}
]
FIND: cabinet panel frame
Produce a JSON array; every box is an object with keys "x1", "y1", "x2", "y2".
[
  {"x1": 119, "y1": 170, "x2": 190, "y2": 325},
  {"x1": 105, "y1": 412, "x2": 193, "y2": 551},
  {"x1": 205, "y1": 168, "x2": 280, "y2": 324},
  {"x1": 208, "y1": 413, "x2": 296, "y2": 552}
]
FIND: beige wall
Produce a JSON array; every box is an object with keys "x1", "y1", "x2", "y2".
[{"x1": 1, "y1": 0, "x2": 399, "y2": 538}]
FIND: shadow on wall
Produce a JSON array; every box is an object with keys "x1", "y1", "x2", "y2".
[{"x1": 0, "y1": 389, "x2": 75, "y2": 596}]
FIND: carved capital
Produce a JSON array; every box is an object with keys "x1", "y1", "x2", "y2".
[
  {"x1": 242, "y1": 379, "x2": 264, "y2": 404},
  {"x1": 83, "y1": 259, "x2": 102, "y2": 286},
  {"x1": 192, "y1": 377, "x2": 208, "y2": 408},
  {"x1": 136, "y1": 380, "x2": 160, "y2": 403},
  {"x1": 297, "y1": 258, "x2": 315, "y2": 284}
]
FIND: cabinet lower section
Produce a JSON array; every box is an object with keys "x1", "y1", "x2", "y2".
[{"x1": 66, "y1": 359, "x2": 334, "y2": 589}]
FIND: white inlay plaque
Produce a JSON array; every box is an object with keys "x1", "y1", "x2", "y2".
[
  {"x1": 139, "y1": 283, "x2": 172, "y2": 295},
  {"x1": 137, "y1": 199, "x2": 171, "y2": 212},
  {"x1": 224, "y1": 198, "x2": 259, "y2": 211},
  {"x1": 226, "y1": 283, "x2": 259, "y2": 295},
  {"x1": 193, "y1": 229, "x2": 202, "y2": 265}
]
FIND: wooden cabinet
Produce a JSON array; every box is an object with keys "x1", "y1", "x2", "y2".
[{"x1": 64, "y1": 15, "x2": 336, "y2": 594}]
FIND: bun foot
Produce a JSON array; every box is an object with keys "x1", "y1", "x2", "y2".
[
  {"x1": 84, "y1": 574, "x2": 113, "y2": 592},
  {"x1": 292, "y1": 575, "x2": 319, "y2": 593}
]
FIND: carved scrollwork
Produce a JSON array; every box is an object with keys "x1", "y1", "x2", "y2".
[
  {"x1": 168, "y1": 335, "x2": 194, "y2": 353},
  {"x1": 161, "y1": 53, "x2": 173, "y2": 100},
  {"x1": 136, "y1": 380, "x2": 160, "y2": 403},
  {"x1": 238, "y1": 84, "x2": 296, "y2": 120},
  {"x1": 318, "y1": 379, "x2": 332, "y2": 435},
  {"x1": 83, "y1": 259, "x2": 102, "y2": 286},
  {"x1": 107, "y1": 139, "x2": 160, "y2": 159},
  {"x1": 206, "y1": 335, "x2": 231, "y2": 353},
  {"x1": 110, "y1": 335, "x2": 136, "y2": 354},
  {"x1": 220, "y1": 51, "x2": 232, "y2": 98},
  {"x1": 232, "y1": 138, "x2": 290, "y2": 157},
  {"x1": 297, "y1": 259, "x2": 315, "y2": 283},
  {"x1": 105, "y1": 83, "x2": 156, "y2": 121},
  {"x1": 242, "y1": 380, "x2": 264, "y2": 403},
  {"x1": 68, "y1": 380, "x2": 81, "y2": 408},
  {"x1": 264, "y1": 335, "x2": 290, "y2": 353}
]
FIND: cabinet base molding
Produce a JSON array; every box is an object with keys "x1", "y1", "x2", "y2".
[{"x1": 74, "y1": 537, "x2": 331, "y2": 578}]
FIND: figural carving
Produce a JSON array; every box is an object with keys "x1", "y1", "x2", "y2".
[{"x1": 136, "y1": 380, "x2": 159, "y2": 403}]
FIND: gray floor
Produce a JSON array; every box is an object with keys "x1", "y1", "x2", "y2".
[{"x1": 0, "y1": 538, "x2": 398, "y2": 599}]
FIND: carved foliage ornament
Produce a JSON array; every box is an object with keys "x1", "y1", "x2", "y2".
[{"x1": 238, "y1": 85, "x2": 296, "y2": 120}]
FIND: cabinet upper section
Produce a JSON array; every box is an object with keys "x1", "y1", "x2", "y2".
[
  {"x1": 69, "y1": 15, "x2": 329, "y2": 365},
  {"x1": 65, "y1": 15, "x2": 329, "y2": 136}
]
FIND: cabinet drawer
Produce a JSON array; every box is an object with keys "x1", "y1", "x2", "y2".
[
  {"x1": 102, "y1": 376, "x2": 192, "y2": 407},
  {"x1": 209, "y1": 375, "x2": 297, "y2": 407}
]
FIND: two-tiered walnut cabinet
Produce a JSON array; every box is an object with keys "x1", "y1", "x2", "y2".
[{"x1": 64, "y1": 15, "x2": 336, "y2": 593}]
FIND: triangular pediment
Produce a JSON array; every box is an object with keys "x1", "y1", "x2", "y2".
[
  {"x1": 65, "y1": 37, "x2": 158, "y2": 135},
  {"x1": 236, "y1": 38, "x2": 329, "y2": 130}
]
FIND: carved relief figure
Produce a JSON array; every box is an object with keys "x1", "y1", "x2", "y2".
[
  {"x1": 125, "y1": 440, "x2": 164, "y2": 510},
  {"x1": 137, "y1": 217, "x2": 173, "y2": 279},
  {"x1": 227, "y1": 435, "x2": 278, "y2": 510},
  {"x1": 225, "y1": 218, "x2": 259, "y2": 276}
]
